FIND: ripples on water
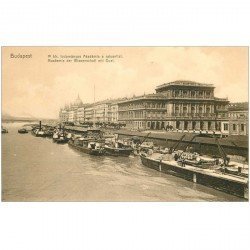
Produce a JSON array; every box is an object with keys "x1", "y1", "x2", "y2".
[{"x1": 1, "y1": 122, "x2": 243, "y2": 201}]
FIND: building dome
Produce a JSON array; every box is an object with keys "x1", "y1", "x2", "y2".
[{"x1": 73, "y1": 94, "x2": 83, "y2": 106}]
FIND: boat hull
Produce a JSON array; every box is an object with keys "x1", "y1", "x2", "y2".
[
  {"x1": 56, "y1": 138, "x2": 69, "y2": 144},
  {"x1": 140, "y1": 155, "x2": 248, "y2": 199},
  {"x1": 104, "y1": 147, "x2": 133, "y2": 157},
  {"x1": 31, "y1": 130, "x2": 46, "y2": 137},
  {"x1": 68, "y1": 141, "x2": 104, "y2": 156},
  {"x1": 35, "y1": 134, "x2": 46, "y2": 137},
  {"x1": 18, "y1": 130, "x2": 28, "y2": 134}
]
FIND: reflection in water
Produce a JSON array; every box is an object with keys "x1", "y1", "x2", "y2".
[{"x1": 2, "y1": 123, "x2": 243, "y2": 201}]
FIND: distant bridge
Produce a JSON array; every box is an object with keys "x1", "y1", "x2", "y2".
[{"x1": 2, "y1": 118, "x2": 58, "y2": 123}]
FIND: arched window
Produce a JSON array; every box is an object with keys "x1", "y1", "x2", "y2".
[
  {"x1": 183, "y1": 106, "x2": 187, "y2": 114},
  {"x1": 175, "y1": 106, "x2": 179, "y2": 114},
  {"x1": 184, "y1": 121, "x2": 188, "y2": 130},
  {"x1": 176, "y1": 121, "x2": 180, "y2": 129},
  {"x1": 192, "y1": 121, "x2": 196, "y2": 130},
  {"x1": 191, "y1": 106, "x2": 195, "y2": 113}
]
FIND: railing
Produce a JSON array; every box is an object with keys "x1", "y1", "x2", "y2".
[
  {"x1": 215, "y1": 108, "x2": 227, "y2": 112},
  {"x1": 214, "y1": 97, "x2": 228, "y2": 101},
  {"x1": 171, "y1": 112, "x2": 216, "y2": 118},
  {"x1": 118, "y1": 106, "x2": 167, "y2": 111},
  {"x1": 171, "y1": 95, "x2": 213, "y2": 99},
  {"x1": 119, "y1": 112, "x2": 229, "y2": 120}
]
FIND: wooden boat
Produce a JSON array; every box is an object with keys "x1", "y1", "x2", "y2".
[
  {"x1": 2, "y1": 127, "x2": 8, "y2": 133},
  {"x1": 104, "y1": 141, "x2": 133, "y2": 157},
  {"x1": 44, "y1": 129, "x2": 54, "y2": 138},
  {"x1": 52, "y1": 130, "x2": 69, "y2": 143},
  {"x1": 56, "y1": 135, "x2": 69, "y2": 144},
  {"x1": 32, "y1": 128, "x2": 46, "y2": 137},
  {"x1": 36, "y1": 130, "x2": 46, "y2": 137},
  {"x1": 68, "y1": 137, "x2": 105, "y2": 156},
  {"x1": 52, "y1": 132, "x2": 59, "y2": 142},
  {"x1": 18, "y1": 128, "x2": 28, "y2": 134},
  {"x1": 140, "y1": 153, "x2": 248, "y2": 199}
]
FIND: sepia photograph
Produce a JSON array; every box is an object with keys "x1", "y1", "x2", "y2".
[{"x1": 1, "y1": 46, "x2": 249, "y2": 202}]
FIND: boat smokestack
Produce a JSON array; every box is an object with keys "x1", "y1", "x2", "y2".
[{"x1": 39, "y1": 121, "x2": 42, "y2": 131}]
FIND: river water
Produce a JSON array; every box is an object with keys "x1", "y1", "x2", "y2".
[{"x1": 1, "y1": 122, "x2": 243, "y2": 201}]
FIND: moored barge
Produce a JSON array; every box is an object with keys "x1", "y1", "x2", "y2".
[
  {"x1": 140, "y1": 154, "x2": 248, "y2": 199},
  {"x1": 18, "y1": 128, "x2": 28, "y2": 134},
  {"x1": 68, "y1": 137, "x2": 105, "y2": 156},
  {"x1": 104, "y1": 140, "x2": 133, "y2": 157}
]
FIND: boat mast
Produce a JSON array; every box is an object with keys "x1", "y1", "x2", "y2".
[{"x1": 93, "y1": 84, "x2": 96, "y2": 128}]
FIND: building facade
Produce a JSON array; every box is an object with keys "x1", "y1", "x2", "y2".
[
  {"x1": 84, "y1": 105, "x2": 94, "y2": 122},
  {"x1": 94, "y1": 102, "x2": 110, "y2": 123},
  {"x1": 59, "y1": 95, "x2": 83, "y2": 124},
  {"x1": 76, "y1": 107, "x2": 85, "y2": 123},
  {"x1": 118, "y1": 81, "x2": 229, "y2": 132},
  {"x1": 59, "y1": 109, "x2": 69, "y2": 123},
  {"x1": 85, "y1": 100, "x2": 120, "y2": 123},
  {"x1": 59, "y1": 97, "x2": 121, "y2": 124},
  {"x1": 110, "y1": 102, "x2": 119, "y2": 123},
  {"x1": 59, "y1": 81, "x2": 233, "y2": 132},
  {"x1": 228, "y1": 102, "x2": 248, "y2": 135}
]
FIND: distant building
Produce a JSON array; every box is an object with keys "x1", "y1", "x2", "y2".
[
  {"x1": 59, "y1": 108, "x2": 69, "y2": 123},
  {"x1": 118, "y1": 80, "x2": 229, "y2": 132},
  {"x1": 59, "y1": 95, "x2": 83, "y2": 123},
  {"x1": 110, "y1": 102, "x2": 119, "y2": 123},
  {"x1": 83, "y1": 105, "x2": 93, "y2": 123},
  {"x1": 94, "y1": 102, "x2": 110, "y2": 123},
  {"x1": 68, "y1": 110, "x2": 75, "y2": 123},
  {"x1": 85, "y1": 99, "x2": 121, "y2": 123},
  {"x1": 228, "y1": 102, "x2": 248, "y2": 135},
  {"x1": 76, "y1": 107, "x2": 85, "y2": 123}
]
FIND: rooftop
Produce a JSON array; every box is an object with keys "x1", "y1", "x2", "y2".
[
  {"x1": 156, "y1": 80, "x2": 214, "y2": 90},
  {"x1": 117, "y1": 93, "x2": 168, "y2": 104},
  {"x1": 228, "y1": 102, "x2": 248, "y2": 111}
]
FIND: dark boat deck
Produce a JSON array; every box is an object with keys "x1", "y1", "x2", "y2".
[
  {"x1": 104, "y1": 146, "x2": 133, "y2": 157},
  {"x1": 140, "y1": 155, "x2": 248, "y2": 199},
  {"x1": 68, "y1": 140, "x2": 104, "y2": 156}
]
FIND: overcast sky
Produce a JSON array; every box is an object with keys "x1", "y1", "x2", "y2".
[{"x1": 2, "y1": 47, "x2": 248, "y2": 118}]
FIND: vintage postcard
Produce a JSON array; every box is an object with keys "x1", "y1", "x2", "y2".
[{"x1": 1, "y1": 46, "x2": 249, "y2": 201}]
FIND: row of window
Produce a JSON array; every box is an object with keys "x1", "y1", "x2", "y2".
[
  {"x1": 173, "y1": 90, "x2": 212, "y2": 97},
  {"x1": 120, "y1": 103, "x2": 166, "y2": 109},
  {"x1": 232, "y1": 123, "x2": 245, "y2": 131},
  {"x1": 228, "y1": 113, "x2": 247, "y2": 118},
  {"x1": 175, "y1": 106, "x2": 211, "y2": 113}
]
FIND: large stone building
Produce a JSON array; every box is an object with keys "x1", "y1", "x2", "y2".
[
  {"x1": 118, "y1": 80, "x2": 229, "y2": 132},
  {"x1": 76, "y1": 106, "x2": 85, "y2": 123},
  {"x1": 110, "y1": 102, "x2": 119, "y2": 123},
  {"x1": 85, "y1": 99, "x2": 120, "y2": 123},
  {"x1": 59, "y1": 108, "x2": 69, "y2": 123},
  {"x1": 84, "y1": 105, "x2": 94, "y2": 122},
  {"x1": 59, "y1": 96, "x2": 121, "y2": 124},
  {"x1": 59, "y1": 81, "x2": 232, "y2": 132},
  {"x1": 228, "y1": 102, "x2": 248, "y2": 135}
]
